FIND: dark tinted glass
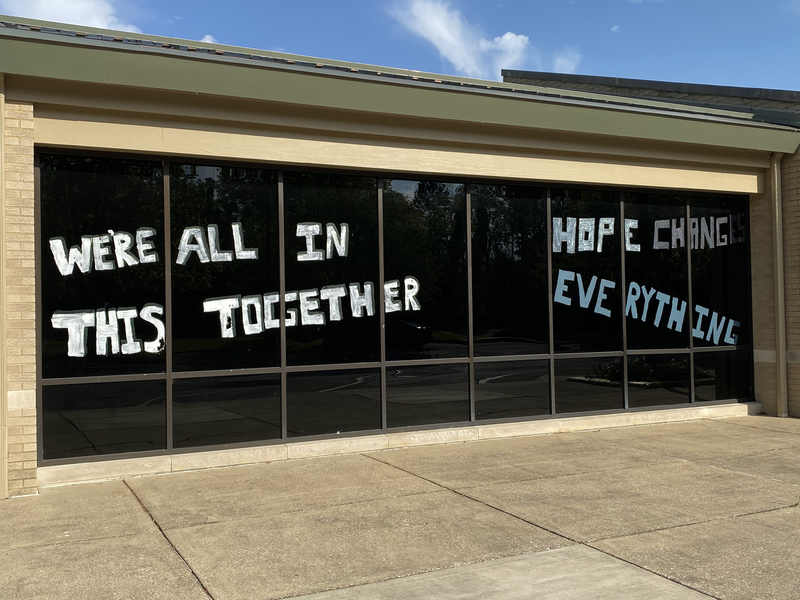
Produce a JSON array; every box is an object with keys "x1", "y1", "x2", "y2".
[
  {"x1": 42, "y1": 380, "x2": 166, "y2": 459},
  {"x1": 170, "y1": 164, "x2": 279, "y2": 371},
  {"x1": 689, "y1": 195, "x2": 750, "y2": 348},
  {"x1": 173, "y1": 374, "x2": 281, "y2": 448},
  {"x1": 284, "y1": 173, "x2": 379, "y2": 365},
  {"x1": 287, "y1": 368, "x2": 381, "y2": 437},
  {"x1": 471, "y1": 185, "x2": 549, "y2": 356},
  {"x1": 626, "y1": 354, "x2": 691, "y2": 408},
  {"x1": 383, "y1": 180, "x2": 468, "y2": 361},
  {"x1": 624, "y1": 194, "x2": 690, "y2": 349},
  {"x1": 475, "y1": 360, "x2": 550, "y2": 420},
  {"x1": 386, "y1": 363, "x2": 469, "y2": 427},
  {"x1": 554, "y1": 357, "x2": 624, "y2": 413},
  {"x1": 694, "y1": 349, "x2": 752, "y2": 401},
  {"x1": 551, "y1": 189, "x2": 622, "y2": 353},
  {"x1": 40, "y1": 155, "x2": 165, "y2": 378}
]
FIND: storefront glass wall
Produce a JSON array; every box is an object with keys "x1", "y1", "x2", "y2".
[{"x1": 38, "y1": 154, "x2": 753, "y2": 461}]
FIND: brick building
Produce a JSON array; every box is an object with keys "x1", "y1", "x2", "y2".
[{"x1": 2, "y1": 17, "x2": 799, "y2": 498}]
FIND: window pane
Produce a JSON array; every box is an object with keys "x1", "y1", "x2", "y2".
[
  {"x1": 387, "y1": 363, "x2": 469, "y2": 427},
  {"x1": 475, "y1": 360, "x2": 550, "y2": 420},
  {"x1": 471, "y1": 185, "x2": 549, "y2": 357},
  {"x1": 42, "y1": 380, "x2": 166, "y2": 459},
  {"x1": 287, "y1": 369, "x2": 381, "y2": 437},
  {"x1": 554, "y1": 357, "x2": 624, "y2": 413},
  {"x1": 627, "y1": 354, "x2": 691, "y2": 408},
  {"x1": 689, "y1": 195, "x2": 750, "y2": 348},
  {"x1": 624, "y1": 194, "x2": 690, "y2": 349},
  {"x1": 284, "y1": 173, "x2": 380, "y2": 366},
  {"x1": 694, "y1": 350, "x2": 752, "y2": 401},
  {"x1": 552, "y1": 189, "x2": 622, "y2": 353},
  {"x1": 173, "y1": 374, "x2": 281, "y2": 448},
  {"x1": 384, "y1": 180, "x2": 468, "y2": 361},
  {"x1": 170, "y1": 164, "x2": 279, "y2": 371},
  {"x1": 40, "y1": 155, "x2": 165, "y2": 378}
]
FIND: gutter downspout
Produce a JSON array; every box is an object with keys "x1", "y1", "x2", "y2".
[{"x1": 771, "y1": 152, "x2": 789, "y2": 418}]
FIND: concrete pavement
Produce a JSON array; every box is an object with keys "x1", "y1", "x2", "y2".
[{"x1": 2, "y1": 415, "x2": 800, "y2": 600}]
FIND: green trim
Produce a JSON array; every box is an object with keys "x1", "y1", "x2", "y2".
[{"x1": 2, "y1": 18, "x2": 799, "y2": 154}]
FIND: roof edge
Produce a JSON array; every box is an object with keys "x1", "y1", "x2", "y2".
[{"x1": 502, "y1": 70, "x2": 800, "y2": 104}]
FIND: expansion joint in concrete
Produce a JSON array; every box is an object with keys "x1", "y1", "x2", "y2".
[
  {"x1": 122, "y1": 480, "x2": 215, "y2": 600},
  {"x1": 363, "y1": 452, "x2": 582, "y2": 544},
  {"x1": 362, "y1": 452, "x2": 718, "y2": 600}
]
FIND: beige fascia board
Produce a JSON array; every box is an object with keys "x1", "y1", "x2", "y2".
[
  {"x1": 13, "y1": 75, "x2": 772, "y2": 173},
  {"x1": 2, "y1": 34, "x2": 800, "y2": 154},
  {"x1": 35, "y1": 116, "x2": 764, "y2": 194}
]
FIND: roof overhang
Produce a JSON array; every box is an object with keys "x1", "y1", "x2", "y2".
[{"x1": 1, "y1": 16, "x2": 799, "y2": 156}]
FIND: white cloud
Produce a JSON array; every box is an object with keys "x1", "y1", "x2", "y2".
[
  {"x1": 391, "y1": 1, "x2": 582, "y2": 79},
  {"x1": 611, "y1": 25, "x2": 621, "y2": 33},
  {"x1": 200, "y1": 34, "x2": 217, "y2": 43},
  {"x1": 552, "y1": 46, "x2": 581, "y2": 74},
  {"x1": 479, "y1": 31, "x2": 529, "y2": 78},
  {"x1": 0, "y1": 0, "x2": 140, "y2": 32},
  {"x1": 391, "y1": 0, "x2": 530, "y2": 80}
]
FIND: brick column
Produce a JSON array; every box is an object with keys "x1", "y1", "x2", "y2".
[
  {"x1": 750, "y1": 187, "x2": 778, "y2": 415},
  {"x1": 3, "y1": 93, "x2": 37, "y2": 497},
  {"x1": 782, "y1": 153, "x2": 800, "y2": 417}
]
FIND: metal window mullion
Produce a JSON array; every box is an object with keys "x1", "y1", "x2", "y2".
[
  {"x1": 278, "y1": 171, "x2": 288, "y2": 438},
  {"x1": 686, "y1": 201, "x2": 696, "y2": 402},
  {"x1": 744, "y1": 198, "x2": 755, "y2": 399},
  {"x1": 385, "y1": 357, "x2": 471, "y2": 368},
  {"x1": 33, "y1": 152, "x2": 43, "y2": 465},
  {"x1": 41, "y1": 373, "x2": 169, "y2": 386},
  {"x1": 377, "y1": 179, "x2": 387, "y2": 430},
  {"x1": 473, "y1": 353, "x2": 551, "y2": 363},
  {"x1": 620, "y1": 193, "x2": 629, "y2": 409},
  {"x1": 163, "y1": 161, "x2": 173, "y2": 451},
  {"x1": 547, "y1": 187, "x2": 556, "y2": 415},
  {"x1": 466, "y1": 184, "x2": 475, "y2": 422}
]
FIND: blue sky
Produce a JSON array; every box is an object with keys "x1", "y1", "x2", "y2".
[{"x1": 2, "y1": 0, "x2": 800, "y2": 89}]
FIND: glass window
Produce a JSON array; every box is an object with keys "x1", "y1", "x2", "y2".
[
  {"x1": 475, "y1": 360, "x2": 550, "y2": 420},
  {"x1": 170, "y1": 164, "x2": 279, "y2": 371},
  {"x1": 551, "y1": 189, "x2": 622, "y2": 353},
  {"x1": 689, "y1": 195, "x2": 750, "y2": 348},
  {"x1": 471, "y1": 185, "x2": 549, "y2": 357},
  {"x1": 283, "y1": 173, "x2": 380, "y2": 366},
  {"x1": 626, "y1": 354, "x2": 691, "y2": 408},
  {"x1": 386, "y1": 363, "x2": 469, "y2": 427},
  {"x1": 694, "y1": 350, "x2": 751, "y2": 401},
  {"x1": 383, "y1": 180, "x2": 468, "y2": 361},
  {"x1": 173, "y1": 374, "x2": 281, "y2": 448},
  {"x1": 287, "y1": 368, "x2": 381, "y2": 437},
  {"x1": 40, "y1": 155, "x2": 166, "y2": 378},
  {"x1": 42, "y1": 380, "x2": 166, "y2": 459},
  {"x1": 554, "y1": 357, "x2": 624, "y2": 413},
  {"x1": 624, "y1": 193, "x2": 690, "y2": 349}
]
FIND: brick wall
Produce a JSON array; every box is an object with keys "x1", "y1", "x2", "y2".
[
  {"x1": 3, "y1": 96, "x2": 37, "y2": 497},
  {"x1": 782, "y1": 153, "x2": 800, "y2": 417},
  {"x1": 749, "y1": 186, "x2": 778, "y2": 414}
]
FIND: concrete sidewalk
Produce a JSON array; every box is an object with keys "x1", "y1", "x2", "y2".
[{"x1": 2, "y1": 415, "x2": 800, "y2": 600}]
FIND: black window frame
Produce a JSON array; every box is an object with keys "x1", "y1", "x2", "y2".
[{"x1": 35, "y1": 150, "x2": 755, "y2": 465}]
